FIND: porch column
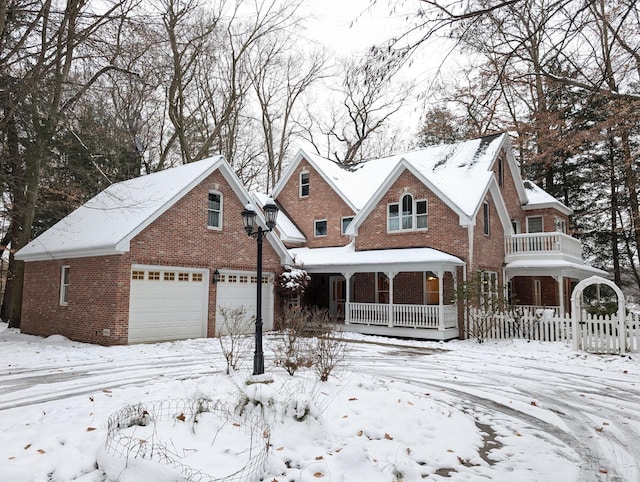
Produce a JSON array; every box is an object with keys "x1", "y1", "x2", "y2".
[
  {"x1": 557, "y1": 275, "x2": 565, "y2": 314},
  {"x1": 387, "y1": 272, "x2": 397, "y2": 327},
  {"x1": 438, "y1": 269, "x2": 445, "y2": 331},
  {"x1": 343, "y1": 272, "x2": 353, "y2": 324}
]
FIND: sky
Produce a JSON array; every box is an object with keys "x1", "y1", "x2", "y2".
[{"x1": 1, "y1": 321, "x2": 639, "y2": 481}]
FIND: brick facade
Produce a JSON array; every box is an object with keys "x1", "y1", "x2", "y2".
[{"x1": 20, "y1": 170, "x2": 283, "y2": 345}]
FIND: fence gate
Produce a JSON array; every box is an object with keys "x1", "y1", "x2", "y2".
[{"x1": 570, "y1": 276, "x2": 626, "y2": 354}]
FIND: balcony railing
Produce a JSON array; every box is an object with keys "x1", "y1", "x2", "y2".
[
  {"x1": 346, "y1": 302, "x2": 458, "y2": 330},
  {"x1": 504, "y1": 233, "x2": 583, "y2": 261}
]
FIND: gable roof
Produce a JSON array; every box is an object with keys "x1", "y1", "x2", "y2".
[
  {"x1": 16, "y1": 157, "x2": 292, "y2": 263},
  {"x1": 523, "y1": 180, "x2": 573, "y2": 215}
]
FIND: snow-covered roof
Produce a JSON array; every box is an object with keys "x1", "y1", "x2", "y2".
[
  {"x1": 289, "y1": 242, "x2": 464, "y2": 273},
  {"x1": 252, "y1": 192, "x2": 305, "y2": 244},
  {"x1": 505, "y1": 259, "x2": 607, "y2": 278},
  {"x1": 523, "y1": 180, "x2": 572, "y2": 215},
  {"x1": 16, "y1": 157, "x2": 292, "y2": 263}
]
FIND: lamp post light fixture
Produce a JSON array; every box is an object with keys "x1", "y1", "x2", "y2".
[{"x1": 241, "y1": 198, "x2": 279, "y2": 375}]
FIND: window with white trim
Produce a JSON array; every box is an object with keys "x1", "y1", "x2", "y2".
[
  {"x1": 554, "y1": 217, "x2": 567, "y2": 233},
  {"x1": 314, "y1": 219, "x2": 327, "y2": 237},
  {"x1": 60, "y1": 266, "x2": 70, "y2": 306},
  {"x1": 483, "y1": 202, "x2": 490, "y2": 236},
  {"x1": 300, "y1": 171, "x2": 310, "y2": 197},
  {"x1": 498, "y1": 157, "x2": 504, "y2": 187},
  {"x1": 479, "y1": 270, "x2": 498, "y2": 308},
  {"x1": 527, "y1": 215, "x2": 543, "y2": 233},
  {"x1": 341, "y1": 216, "x2": 354, "y2": 234},
  {"x1": 208, "y1": 191, "x2": 222, "y2": 229},
  {"x1": 388, "y1": 194, "x2": 427, "y2": 232},
  {"x1": 376, "y1": 272, "x2": 390, "y2": 304}
]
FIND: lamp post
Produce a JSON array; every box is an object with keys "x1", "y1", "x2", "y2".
[{"x1": 241, "y1": 198, "x2": 279, "y2": 375}]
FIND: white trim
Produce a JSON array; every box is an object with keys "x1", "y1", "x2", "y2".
[
  {"x1": 299, "y1": 170, "x2": 310, "y2": 198},
  {"x1": 59, "y1": 265, "x2": 70, "y2": 306},
  {"x1": 207, "y1": 190, "x2": 223, "y2": 230},
  {"x1": 526, "y1": 215, "x2": 544, "y2": 233},
  {"x1": 314, "y1": 219, "x2": 328, "y2": 237}
]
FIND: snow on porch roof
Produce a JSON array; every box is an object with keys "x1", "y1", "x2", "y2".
[
  {"x1": 289, "y1": 242, "x2": 465, "y2": 273},
  {"x1": 505, "y1": 259, "x2": 607, "y2": 278}
]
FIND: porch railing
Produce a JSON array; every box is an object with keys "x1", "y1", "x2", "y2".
[
  {"x1": 504, "y1": 233, "x2": 582, "y2": 260},
  {"x1": 347, "y1": 302, "x2": 458, "y2": 330}
]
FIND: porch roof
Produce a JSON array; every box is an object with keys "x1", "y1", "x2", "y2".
[
  {"x1": 505, "y1": 259, "x2": 607, "y2": 280},
  {"x1": 289, "y1": 242, "x2": 465, "y2": 274}
]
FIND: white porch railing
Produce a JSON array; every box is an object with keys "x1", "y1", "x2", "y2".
[
  {"x1": 514, "y1": 305, "x2": 561, "y2": 316},
  {"x1": 347, "y1": 302, "x2": 457, "y2": 330},
  {"x1": 504, "y1": 233, "x2": 583, "y2": 260}
]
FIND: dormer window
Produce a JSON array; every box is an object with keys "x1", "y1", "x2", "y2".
[
  {"x1": 388, "y1": 194, "x2": 427, "y2": 232},
  {"x1": 300, "y1": 171, "x2": 309, "y2": 197}
]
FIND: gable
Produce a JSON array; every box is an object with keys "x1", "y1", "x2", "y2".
[{"x1": 16, "y1": 157, "x2": 292, "y2": 264}]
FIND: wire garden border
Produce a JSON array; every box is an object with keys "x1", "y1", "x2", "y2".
[{"x1": 105, "y1": 398, "x2": 270, "y2": 482}]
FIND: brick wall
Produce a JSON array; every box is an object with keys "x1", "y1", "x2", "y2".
[
  {"x1": 355, "y1": 170, "x2": 469, "y2": 260},
  {"x1": 21, "y1": 255, "x2": 130, "y2": 344},
  {"x1": 276, "y1": 159, "x2": 355, "y2": 248}
]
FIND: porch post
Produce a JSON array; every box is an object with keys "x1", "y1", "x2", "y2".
[
  {"x1": 387, "y1": 272, "x2": 396, "y2": 327},
  {"x1": 343, "y1": 272, "x2": 353, "y2": 324},
  {"x1": 438, "y1": 269, "x2": 445, "y2": 331},
  {"x1": 557, "y1": 275, "x2": 565, "y2": 314}
]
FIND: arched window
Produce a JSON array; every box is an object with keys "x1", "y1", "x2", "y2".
[{"x1": 388, "y1": 194, "x2": 428, "y2": 232}]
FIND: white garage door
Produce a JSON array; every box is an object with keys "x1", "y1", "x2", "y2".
[
  {"x1": 128, "y1": 265, "x2": 209, "y2": 343},
  {"x1": 215, "y1": 270, "x2": 274, "y2": 336}
]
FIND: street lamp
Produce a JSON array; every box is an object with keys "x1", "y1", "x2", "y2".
[{"x1": 241, "y1": 197, "x2": 279, "y2": 375}]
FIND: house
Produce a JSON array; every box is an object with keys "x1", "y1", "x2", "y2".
[
  {"x1": 15, "y1": 157, "x2": 292, "y2": 345},
  {"x1": 270, "y1": 133, "x2": 606, "y2": 340},
  {"x1": 16, "y1": 133, "x2": 606, "y2": 345}
]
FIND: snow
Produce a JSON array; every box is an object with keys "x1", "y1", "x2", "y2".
[
  {"x1": 289, "y1": 134, "x2": 511, "y2": 222},
  {"x1": 290, "y1": 241, "x2": 464, "y2": 271},
  {"x1": 15, "y1": 157, "x2": 224, "y2": 261},
  {"x1": 523, "y1": 180, "x2": 572, "y2": 214},
  {"x1": 1, "y1": 321, "x2": 639, "y2": 482}
]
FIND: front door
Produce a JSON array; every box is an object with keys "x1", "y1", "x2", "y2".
[{"x1": 329, "y1": 276, "x2": 345, "y2": 320}]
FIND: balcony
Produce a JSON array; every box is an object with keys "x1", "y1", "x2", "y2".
[{"x1": 504, "y1": 232, "x2": 583, "y2": 263}]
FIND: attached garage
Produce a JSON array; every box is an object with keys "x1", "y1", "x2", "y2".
[
  {"x1": 215, "y1": 270, "x2": 274, "y2": 335},
  {"x1": 128, "y1": 265, "x2": 209, "y2": 343}
]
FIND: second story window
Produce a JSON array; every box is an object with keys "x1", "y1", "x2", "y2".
[
  {"x1": 300, "y1": 171, "x2": 310, "y2": 197},
  {"x1": 314, "y1": 219, "x2": 327, "y2": 237},
  {"x1": 388, "y1": 194, "x2": 428, "y2": 232},
  {"x1": 341, "y1": 216, "x2": 354, "y2": 234},
  {"x1": 208, "y1": 191, "x2": 222, "y2": 229},
  {"x1": 527, "y1": 216, "x2": 543, "y2": 233},
  {"x1": 483, "y1": 202, "x2": 490, "y2": 235},
  {"x1": 555, "y1": 218, "x2": 567, "y2": 233}
]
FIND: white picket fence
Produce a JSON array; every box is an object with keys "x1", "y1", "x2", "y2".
[{"x1": 474, "y1": 310, "x2": 640, "y2": 354}]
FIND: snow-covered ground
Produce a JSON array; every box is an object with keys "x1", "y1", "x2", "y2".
[{"x1": 0, "y1": 322, "x2": 638, "y2": 482}]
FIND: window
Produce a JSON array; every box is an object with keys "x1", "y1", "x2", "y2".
[
  {"x1": 300, "y1": 171, "x2": 310, "y2": 197},
  {"x1": 192, "y1": 273, "x2": 203, "y2": 282},
  {"x1": 208, "y1": 191, "x2": 222, "y2": 229},
  {"x1": 132, "y1": 270, "x2": 145, "y2": 280},
  {"x1": 425, "y1": 272, "x2": 439, "y2": 305},
  {"x1": 388, "y1": 194, "x2": 428, "y2": 232},
  {"x1": 555, "y1": 218, "x2": 567, "y2": 233},
  {"x1": 178, "y1": 272, "x2": 189, "y2": 281},
  {"x1": 314, "y1": 219, "x2": 327, "y2": 237},
  {"x1": 60, "y1": 266, "x2": 70, "y2": 306},
  {"x1": 164, "y1": 272, "x2": 175, "y2": 281},
  {"x1": 479, "y1": 270, "x2": 498, "y2": 308},
  {"x1": 376, "y1": 272, "x2": 390, "y2": 304},
  {"x1": 498, "y1": 157, "x2": 504, "y2": 187},
  {"x1": 483, "y1": 202, "x2": 490, "y2": 236},
  {"x1": 527, "y1": 216, "x2": 543, "y2": 233},
  {"x1": 341, "y1": 216, "x2": 354, "y2": 234},
  {"x1": 511, "y1": 220, "x2": 521, "y2": 234},
  {"x1": 240, "y1": 275, "x2": 248, "y2": 283}
]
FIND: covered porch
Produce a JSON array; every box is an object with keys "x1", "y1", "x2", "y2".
[{"x1": 289, "y1": 243, "x2": 466, "y2": 341}]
